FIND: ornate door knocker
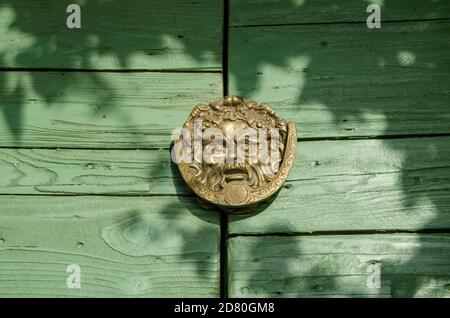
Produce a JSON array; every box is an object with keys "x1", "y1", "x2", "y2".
[{"x1": 172, "y1": 96, "x2": 296, "y2": 214}]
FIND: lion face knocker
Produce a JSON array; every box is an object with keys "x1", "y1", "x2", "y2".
[{"x1": 172, "y1": 96, "x2": 296, "y2": 214}]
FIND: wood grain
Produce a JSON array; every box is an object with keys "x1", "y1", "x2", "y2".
[
  {"x1": 229, "y1": 136, "x2": 450, "y2": 234},
  {"x1": 229, "y1": 20, "x2": 450, "y2": 138},
  {"x1": 1, "y1": 0, "x2": 449, "y2": 299},
  {"x1": 0, "y1": 72, "x2": 222, "y2": 148},
  {"x1": 0, "y1": 195, "x2": 220, "y2": 297},
  {"x1": 228, "y1": 234, "x2": 450, "y2": 297},
  {"x1": 0, "y1": 137, "x2": 448, "y2": 232},
  {"x1": 230, "y1": 0, "x2": 450, "y2": 26},
  {"x1": 0, "y1": 0, "x2": 222, "y2": 70},
  {"x1": 0, "y1": 148, "x2": 185, "y2": 195}
]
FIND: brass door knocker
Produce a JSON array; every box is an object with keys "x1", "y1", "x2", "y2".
[{"x1": 172, "y1": 96, "x2": 296, "y2": 214}]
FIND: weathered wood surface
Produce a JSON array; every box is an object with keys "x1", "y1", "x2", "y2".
[
  {"x1": 228, "y1": 235, "x2": 450, "y2": 297},
  {"x1": 0, "y1": 148, "x2": 182, "y2": 195},
  {"x1": 0, "y1": 196, "x2": 220, "y2": 297},
  {"x1": 1, "y1": 137, "x2": 449, "y2": 233},
  {"x1": 229, "y1": 20, "x2": 450, "y2": 138},
  {"x1": 229, "y1": 137, "x2": 450, "y2": 234},
  {"x1": 230, "y1": 0, "x2": 450, "y2": 26},
  {"x1": 0, "y1": 0, "x2": 222, "y2": 70},
  {"x1": 0, "y1": 72, "x2": 222, "y2": 148},
  {"x1": 228, "y1": 2, "x2": 450, "y2": 299},
  {"x1": 0, "y1": 0, "x2": 449, "y2": 299}
]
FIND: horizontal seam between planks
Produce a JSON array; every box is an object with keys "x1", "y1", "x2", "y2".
[
  {"x1": 0, "y1": 67, "x2": 222, "y2": 74},
  {"x1": 228, "y1": 229, "x2": 450, "y2": 238},
  {"x1": 0, "y1": 146, "x2": 172, "y2": 151},
  {"x1": 286, "y1": 167, "x2": 450, "y2": 181},
  {"x1": 230, "y1": 17, "x2": 450, "y2": 28},
  {"x1": 230, "y1": 274, "x2": 450, "y2": 280},
  {"x1": 0, "y1": 193, "x2": 195, "y2": 197},
  {"x1": 297, "y1": 133, "x2": 450, "y2": 142},
  {"x1": 1, "y1": 133, "x2": 450, "y2": 151},
  {"x1": 1, "y1": 186, "x2": 448, "y2": 198}
]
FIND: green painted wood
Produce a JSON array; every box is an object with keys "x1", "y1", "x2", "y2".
[
  {"x1": 230, "y1": 137, "x2": 450, "y2": 234},
  {"x1": 0, "y1": 72, "x2": 222, "y2": 148},
  {"x1": 0, "y1": 148, "x2": 184, "y2": 195},
  {"x1": 229, "y1": 20, "x2": 450, "y2": 138},
  {"x1": 228, "y1": 234, "x2": 450, "y2": 297},
  {"x1": 1, "y1": 137, "x2": 449, "y2": 233},
  {"x1": 230, "y1": 0, "x2": 450, "y2": 26},
  {"x1": 0, "y1": 195, "x2": 220, "y2": 297},
  {"x1": 0, "y1": 0, "x2": 222, "y2": 70}
]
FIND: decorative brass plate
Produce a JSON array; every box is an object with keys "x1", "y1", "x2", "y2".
[{"x1": 172, "y1": 96, "x2": 296, "y2": 214}]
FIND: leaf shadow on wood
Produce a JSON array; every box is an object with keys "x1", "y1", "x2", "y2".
[
  {"x1": 0, "y1": 0, "x2": 222, "y2": 144},
  {"x1": 228, "y1": 0, "x2": 450, "y2": 297},
  {"x1": 228, "y1": 227, "x2": 340, "y2": 298},
  {"x1": 101, "y1": 206, "x2": 220, "y2": 296},
  {"x1": 0, "y1": 0, "x2": 223, "y2": 294},
  {"x1": 145, "y1": 149, "x2": 222, "y2": 280}
]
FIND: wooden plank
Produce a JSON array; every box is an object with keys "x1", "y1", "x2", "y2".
[
  {"x1": 229, "y1": 137, "x2": 450, "y2": 234},
  {"x1": 228, "y1": 234, "x2": 450, "y2": 297},
  {"x1": 229, "y1": 20, "x2": 450, "y2": 138},
  {"x1": 0, "y1": 148, "x2": 186, "y2": 195},
  {"x1": 1, "y1": 137, "x2": 449, "y2": 230},
  {"x1": 0, "y1": 72, "x2": 222, "y2": 148},
  {"x1": 0, "y1": 0, "x2": 222, "y2": 70},
  {"x1": 230, "y1": 0, "x2": 450, "y2": 26},
  {"x1": 0, "y1": 196, "x2": 220, "y2": 297}
]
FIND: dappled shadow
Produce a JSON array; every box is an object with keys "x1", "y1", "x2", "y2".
[
  {"x1": 168, "y1": 155, "x2": 222, "y2": 226},
  {"x1": 168, "y1": 152, "x2": 222, "y2": 278},
  {"x1": 0, "y1": 0, "x2": 220, "y2": 69},
  {"x1": 1, "y1": 0, "x2": 449, "y2": 297},
  {"x1": 129, "y1": 146, "x2": 222, "y2": 281},
  {"x1": 228, "y1": 0, "x2": 450, "y2": 297},
  {"x1": 0, "y1": 0, "x2": 223, "y2": 293},
  {"x1": 228, "y1": 226, "x2": 339, "y2": 298},
  {"x1": 0, "y1": 0, "x2": 222, "y2": 144}
]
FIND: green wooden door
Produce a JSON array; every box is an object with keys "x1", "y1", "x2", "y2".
[{"x1": 0, "y1": 0, "x2": 449, "y2": 297}]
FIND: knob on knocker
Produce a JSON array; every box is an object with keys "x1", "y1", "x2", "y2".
[{"x1": 172, "y1": 96, "x2": 296, "y2": 214}]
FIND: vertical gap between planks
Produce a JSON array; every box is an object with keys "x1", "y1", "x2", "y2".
[{"x1": 220, "y1": 0, "x2": 230, "y2": 299}]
